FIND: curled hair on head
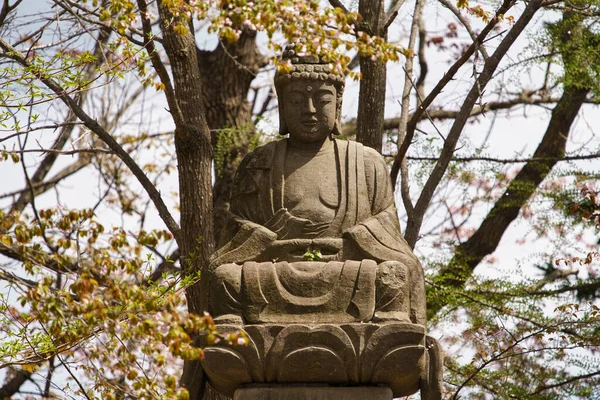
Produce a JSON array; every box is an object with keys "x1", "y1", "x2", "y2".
[{"x1": 275, "y1": 43, "x2": 345, "y2": 136}]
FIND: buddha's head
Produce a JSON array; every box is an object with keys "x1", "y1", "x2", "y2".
[{"x1": 275, "y1": 46, "x2": 345, "y2": 144}]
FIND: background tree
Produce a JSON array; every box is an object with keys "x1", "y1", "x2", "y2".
[{"x1": 1, "y1": 0, "x2": 599, "y2": 399}]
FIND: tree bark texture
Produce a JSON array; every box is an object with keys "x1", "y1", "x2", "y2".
[
  {"x1": 157, "y1": 3, "x2": 215, "y2": 399},
  {"x1": 0, "y1": 369, "x2": 32, "y2": 398},
  {"x1": 196, "y1": 31, "x2": 264, "y2": 240},
  {"x1": 357, "y1": 0, "x2": 387, "y2": 153}
]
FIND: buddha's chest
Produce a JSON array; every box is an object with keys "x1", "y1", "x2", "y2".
[{"x1": 283, "y1": 152, "x2": 339, "y2": 222}]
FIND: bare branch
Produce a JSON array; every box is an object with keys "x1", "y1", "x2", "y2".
[
  {"x1": 0, "y1": 368, "x2": 32, "y2": 399},
  {"x1": 136, "y1": 0, "x2": 184, "y2": 128},
  {"x1": 328, "y1": 0, "x2": 350, "y2": 14},
  {"x1": 0, "y1": 269, "x2": 38, "y2": 289},
  {"x1": 396, "y1": 0, "x2": 424, "y2": 215},
  {"x1": 438, "y1": 0, "x2": 489, "y2": 60},
  {"x1": 402, "y1": 0, "x2": 544, "y2": 248},
  {"x1": 9, "y1": 24, "x2": 111, "y2": 215},
  {"x1": 0, "y1": 122, "x2": 85, "y2": 143},
  {"x1": 0, "y1": 156, "x2": 92, "y2": 200},
  {"x1": 428, "y1": 85, "x2": 590, "y2": 316},
  {"x1": 3, "y1": 147, "x2": 111, "y2": 156},
  {"x1": 531, "y1": 280, "x2": 600, "y2": 297},
  {"x1": 531, "y1": 370, "x2": 600, "y2": 395},
  {"x1": 401, "y1": 152, "x2": 600, "y2": 163},
  {"x1": 0, "y1": 0, "x2": 22, "y2": 26},
  {"x1": 391, "y1": 0, "x2": 517, "y2": 184},
  {"x1": 383, "y1": 0, "x2": 407, "y2": 29},
  {"x1": 453, "y1": 325, "x2": 551, "y2": 399},
  {"x1": 53, "y1": 0, "x2": 149, "y2": 47},
  {"x1": 0, "y1": 37, "x2": 182, "y2": 243},
  {"x1": 0, "y1": 241, "x2": 79, "y2": 274}
]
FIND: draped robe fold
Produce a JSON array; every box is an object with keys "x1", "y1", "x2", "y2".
[{"x1": 210, "y1": 138, "x2": 426, "y2": 325}]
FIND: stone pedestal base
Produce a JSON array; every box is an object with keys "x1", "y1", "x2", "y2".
[
  {"x1": 233, "y1": 385, "x2": 393, "y2": 400},
  {"x1": 201, "y1": 322, "x2": 443, "y2": 399}
]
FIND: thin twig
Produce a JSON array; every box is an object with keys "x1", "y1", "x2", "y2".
[
  {"x1": 438, "y1": 0, "x2": 489, "y2": 60},
  {"x1": 397, "y1": 152, "x2": 600, "y2": 163},
  {"x1": 396, "y1": 0, "x2": 424, "y2": 214},
  {"x1": 0, "y1": 37, "x2": 182, "y2": 243},
  {"x1": 3, "y1": 147, "x2": 112, "y2": 155},
  {"x1": 391, "y1": 0, "x2": 517, "y2": 186}
]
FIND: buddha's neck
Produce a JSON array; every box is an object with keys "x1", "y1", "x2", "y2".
[{"x1": 287, "y1": 136, "x2": 334, "y2": 155}]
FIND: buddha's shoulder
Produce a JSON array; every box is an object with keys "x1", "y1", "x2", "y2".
[
  {"x1": 334, "y1": 139, "x2": 387, "y2": 167},
  {"x1": 240, "y1": 139, "x2": 284, "y2": 169}
]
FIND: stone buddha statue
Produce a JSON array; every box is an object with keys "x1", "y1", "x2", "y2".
[{"x1": 202, "y1": 47, "x2": 442, "y2": 400}]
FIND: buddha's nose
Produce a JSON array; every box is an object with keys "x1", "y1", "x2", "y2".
[{"x1": 303, "y1": 98, "x2": 316, "y2": 114}]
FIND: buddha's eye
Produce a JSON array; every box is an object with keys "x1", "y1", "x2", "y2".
[
  {"x1": 317, "y1": 95, "x2": 334, "y2": 105},
  {"x1": 287, "y1": 96, "x2": 303, "y2": 105}
]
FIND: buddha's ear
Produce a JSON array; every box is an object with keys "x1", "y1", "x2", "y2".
[
  {"x1": 331, "y1": 100, "x2": 343, "y2": 136},
  {"x1": 278, "y1": 102, "x2": 288, "y2": 136},
  {"x1": 332, "y1": 118, "x2": 342, "y2": 136}
]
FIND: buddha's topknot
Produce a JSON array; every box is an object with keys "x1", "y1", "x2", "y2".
[{"x1": 274, "y1": 44, "x2": 345, "y2": 92}]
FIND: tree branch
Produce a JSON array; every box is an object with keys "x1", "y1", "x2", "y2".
[
  {"x1": 398, "y1": 152, "x2": 600, "y2": 163},
  {"x1": 390, "y1": 0, "x2": 517, "y2": 184},
  {"x1": 438, "y1": 0, "x2": 489, "y2": 60},
  {"x1": 0, "y1": 156, "x2": 92, "y2": 200},
  {"x1": 136, "y1": 0, "x2": 184, "y2": 128},
  {"x1": 531, "y1": 369, "x2": 600, "y2": 395},
  {"x1": 0, "y1": 37, "x2": 182, "y2": 243},
  {"x1": 427, "y1": 8, "x2": 593, "y2": 317},
  {"x1": 10, "y1": 25, "x2": 111, "y2": 215},
  {"x1": 428, "y1": 85, "x2": 589, "y2": 317},
  {"x1": 396, "y1": 0, "x2": 423, "y2": 215},
  {"x1": 343, "y1": 91, "x2": 599, "y2": 135},
  {"x1": 3, "y1": 147, "x2": 111, "y2": 155},
  {"x1": 403, "y1": 0, "x2": 544, "y2": 248},
  {"x1": 328, "y1": 0, "x2": 350, "y2": 14},
  {"x1": 383, "y1": 0, "x2": 406, "y2": 29},
  {"x1": 0, "y1": 368, "x2": 32, "y2": 399}
]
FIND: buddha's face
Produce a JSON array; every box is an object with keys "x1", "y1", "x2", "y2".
[{"x1": 282, "y1": 80, "x2": 337, "y2": 144}]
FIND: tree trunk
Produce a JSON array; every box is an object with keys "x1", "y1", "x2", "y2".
[
  {"x1": 195, "y1": 32, "x2": 265, "y2": 400},
  {"x1": 357, "y1": 0, "x2": 387, "y2": 153},
  {"x1": 157, "y1": 4, "x2": 215, "y2": 399}
]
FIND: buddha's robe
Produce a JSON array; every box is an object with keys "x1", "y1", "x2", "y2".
[{"x1": 210, "y1": 138, "x2": 426, "y2": 326}]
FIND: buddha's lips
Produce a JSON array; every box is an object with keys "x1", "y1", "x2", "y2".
[{"x1": 301, "y1": 120, "x2": 318, "y2": 126}]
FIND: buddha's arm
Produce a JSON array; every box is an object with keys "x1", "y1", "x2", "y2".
[
  {"x1": 210, "y1": 216, "x2": 277, "y2": 269},
  {"x1": 211, "y1": 208, "x2": 329, "y2": 267},
  {"x1": 343, "y1": 147, "x2": 415, "y2": 263},
  {"x1": 342, "y1": 147, "x2": 427, "y2": 326}
]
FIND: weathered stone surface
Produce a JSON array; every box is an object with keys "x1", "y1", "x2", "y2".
[
  {"x1": 233, "y1": 385, "x2": 393, "y2": 400},
  {"x1": 209, "y1": 258, "x2": 415, "y2": 324},
  {"x1": 243, "y1": 260, "x2": 376, "y2": 323},
  {"x1": 204, "y1": 45, "x2": 443, "y2": 400},
  {"x1": 209, "y1": 136, "x2": 427, "y2": 326},
  {"x1": 200, "y1": 323, "x2": 440, "y2": 399}
]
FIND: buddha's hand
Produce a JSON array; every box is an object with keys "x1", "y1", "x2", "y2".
[
  {"x1": 265, "y1": 208, "x2": 329, "y2": 239},
  {"x1": 265, "y1": 239, "x2": 313, "y2": 261},
  {"x1": 266, "y1": 238, "x2": 343, "y2": 261}
]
